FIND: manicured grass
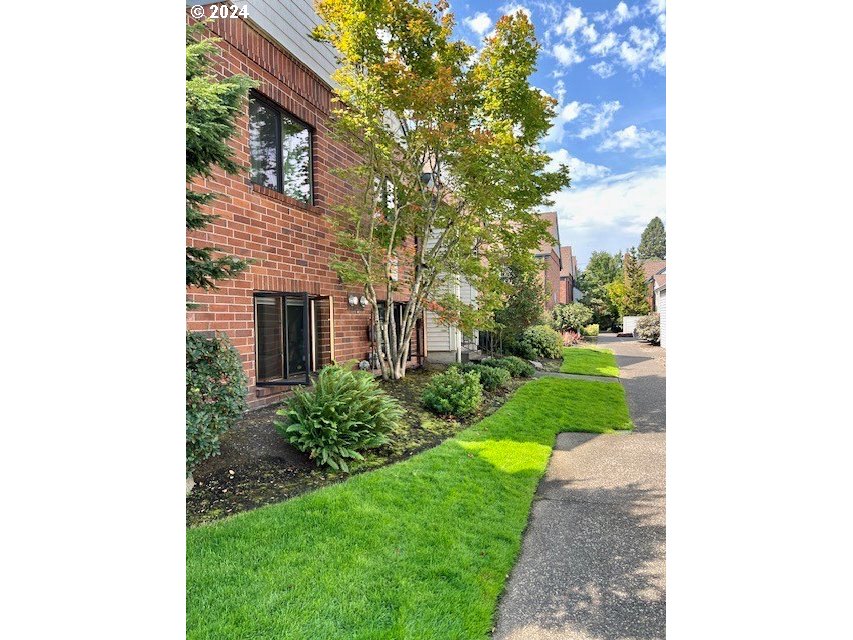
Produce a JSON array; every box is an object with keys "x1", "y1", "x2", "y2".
[
  {"x1": 187, "y1": 377, "x2": 633, "y2": 639},
  {"x1": 560, "y1": 346, "x2": 620, "y2": 377}
]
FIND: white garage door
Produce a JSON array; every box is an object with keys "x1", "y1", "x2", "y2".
[{"x1": 658, "y1": 288, "x2": 667, "y2": 348}]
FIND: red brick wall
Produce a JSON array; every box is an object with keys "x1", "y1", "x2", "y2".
[
  {"x1": 186, "y1": 14, "x2": 416, "y2": 409},
  {"x1": 540, "y1": 251, "x2": 561, "y2": 311},
  {"x1": 558, "y1": 275, "x2": 574, "y2": 304}
]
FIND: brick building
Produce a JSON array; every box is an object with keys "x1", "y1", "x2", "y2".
[
  {"x1": 558, "y1": 245, "x2": 579, "y2": 304},
  {"x1": 186, "y1": 2, "x2": 422, "y2": 409},
  {"x1": 534, "y1": 212, "x2": 562, "y2": 311}
]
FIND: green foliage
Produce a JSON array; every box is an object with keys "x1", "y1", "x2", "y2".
[
  {"x1": 607, "y1": 249, "x2": 650, "y2": 318},
  {"x1": 635, "y1": 313, "x2": 661, "y2": 344},
  {"x1": 186, "y1": 332, "x2": 248, "y2": 474},
  {"x1": 275, "y1": 363, "x2": 404, "y2": 472},
  {"x1": 451, "y1": 362, "x2": 511, "y2": 391},
  {"x1": 580, "y1": 323, "x2": 600, "y2": 337},
  {"x1": 517, "y1": 324, "x2": 563, "y2": 360},
  {"x1": 638, "y1": 216, "x2": 666, "y2": 260},
  {"x1": 578, "y1": 251, "x2": 622, "y2": 330},
  {"x1": 551, "y1": 302, "x2": 593, "y2": 333},
  {"x1": 493, "y1": 256, "x2": 549, "y2": 337},
  {"x1": 481, "y1": 355, "x2": 536, "y2": 378},
  {"x1": 421, "y1": 368, "x2": 484, "y2": 417},
  {"x1": 186, "y1": 23, "x2": 257, "y2": 292},
  {"x1": 312, "y1": 0, "x2": 569, "y2": 379}
]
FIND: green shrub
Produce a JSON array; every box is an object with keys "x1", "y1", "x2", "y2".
[
  {"x1": 551, "y1": 302, "x2": 594, "y2": 333},
  {"x1": 635, "y1": 313, "x2": 660, "y2": 344},
  {"x1": 186, "y1": 332, "x2": 248, "y2": 475},
  {"x1": 275, "y1": 363, "x2": 403, "y2": 472},
  {"x1": 517, "y1": 324, "x2": 563, "y2": 360},
  {"x1": 451, "y1": 363, "x2": 511, "y2": 391},
  {"x1": 421, "y1": 368, "x2": 483, "y2": 417},
  {"x1": 581, "y1": 323, "x2": 600, "y2": 337},
  {"x1": 481, "y1": 356, "x2": 535, "y2": 378}
]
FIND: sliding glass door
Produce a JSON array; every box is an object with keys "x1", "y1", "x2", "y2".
[{"x1": 254, "y1": 292, "x2": 310, "y2": 385}]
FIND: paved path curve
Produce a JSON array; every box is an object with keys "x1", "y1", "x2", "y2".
[{"x1": 493, "y1": 336, "x2": 666, "y2": 640}]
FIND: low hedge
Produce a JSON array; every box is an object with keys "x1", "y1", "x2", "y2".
[
  {"x1": 481, "y1": 356, "x2": 535, "y2": 378},
  {"x1": 581, "y1": 323, "x2": 600, "y2": 337},
  {"x1": 451, "y1": 363, "x2": 512, "y2": 391}
]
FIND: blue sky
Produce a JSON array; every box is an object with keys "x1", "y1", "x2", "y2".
[{"x1": 453, "y1": 1, "x2": 666, "y2": 269}]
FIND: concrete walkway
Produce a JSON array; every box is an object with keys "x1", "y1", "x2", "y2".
[{"x1": 493, "y1": 336, "x2": 666, "y2": 640}]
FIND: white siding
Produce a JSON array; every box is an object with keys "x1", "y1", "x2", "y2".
[
  {"x1": 657, "y1": 287, "x2": 667, "y2": 348},
  {"x1": 237, "y1": 0, "x2": 339, "y2": 85},
  {"x1": 622, "y1": 316, "x2": 641, "y2": 335},
  {"x1": 426, "y1": 279, "x2": 457, "y2": 355}
]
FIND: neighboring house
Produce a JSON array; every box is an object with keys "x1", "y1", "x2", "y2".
[
  {"x1": 186, "y1": 2, "x2": 423, "y2": 409},
  {"x1": 642, "y1": 259, "x2": 667, "y2": 311},
  {"x1": 558, "y1": 245, "x2": 581, "y2": 304},
  {"x1": 654, "y1": 271, "x2": 667, "y2": 348},
  {"x1": 425, "y1": 277, "x2": 479, "y2": 363},
  {"x1": 534, "y1": 212, "x2": 562, "y2": 311}
]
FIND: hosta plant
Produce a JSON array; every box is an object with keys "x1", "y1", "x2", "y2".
[{"x1": 275, "y1": 363, "x2": 404, "y2": 472}]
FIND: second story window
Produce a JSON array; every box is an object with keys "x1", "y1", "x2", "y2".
[{"x1": 249, "y1": 93, "x2": 312, "y2": 204}]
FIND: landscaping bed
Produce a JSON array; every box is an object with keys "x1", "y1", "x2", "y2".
[
  {"x1": 187, "y1": 366, "x2": 525, "y2": 526},
  {"x1": 187, "y1": 377, "x2": 633, "y2": 639}
]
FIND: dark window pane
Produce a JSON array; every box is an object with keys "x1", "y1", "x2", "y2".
[
  {"x1": 249, "y1": 98, "x2": 278, "y2": 189},
  {"x1": 286, "y1": 298, "x2": 307, "y2": 376},
  {"x1": 281, "y1": 114, "x2": 311, "y2": 203},
  {"x1": 256, "y1": 297, "x2": 283, "y2": 382}
]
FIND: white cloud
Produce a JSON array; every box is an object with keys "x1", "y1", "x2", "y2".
[
  {"x1": 464, "y1": 12, "x2": 493, "y2": 36},
  {"x1": 647, "y1": 0, "x2": 666, "y2": 15},
  {"x1": 595, "y1": 1, "x2": 640, "y2": 27},
  {"x1": 544, "y1": 80, "x2": 587, "y2": 144},
  {"x1": 598, "y1": 125, "x2": 666, "y2": 156},
  {"x1": 553, "y1": 42, "x2": 585, "y2": 66},
  {"x1": 551, "y1": 165, "x2": 666, "y2": 233},
  {"x1": 545, "y1": 149, "x2": 611, "y2": 182},
  {"x1": 500, "y1": 3, "x2": 532, "y2": 19},
  {"x1": 555, "y1": 5, "x2": 587, "y2": 36},
  {"x1": 590, "y1": 61, "x2": 615, "y2": 78},
  {"x1": 577, "y1": 100, "x2": 621, "y2": 139},
  {"x1": 590, "y1": 31, "x2": 618, "y2": 55},
  {"x1": 581, "y1": 24, "x2": 598, "y2": 43},
  {"x1": 618, "y1": 26, "x2": 660, "y2": 70}
]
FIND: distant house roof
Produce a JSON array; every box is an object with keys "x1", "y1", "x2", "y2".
[
  {"x1": 560, "y1": 246, "x2": 574, "y2": 278},
  {"x1": 642, "y1": 259, "x2": 666, "y2": 282},
  {"x1": 536, "y1": 212, "x2": 561, "y2": 261},
  {"x1": 653, "y1": 273, "x2": 666, "y2": 289}
]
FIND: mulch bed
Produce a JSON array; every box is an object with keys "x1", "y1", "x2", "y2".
[{"x1": 186, "y1": 366, "x2": 525, "y2": 527}]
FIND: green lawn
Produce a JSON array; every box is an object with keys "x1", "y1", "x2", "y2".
[
  {"x1": 560, "y1": 346, "x2": 620, "y2": 377},
  {"x1": 187, "y1": 377, "x2": 633, "y2": 639}
]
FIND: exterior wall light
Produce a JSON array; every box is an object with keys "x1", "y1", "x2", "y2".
[
  {"x1": 359, "y1": 296, "x2": 368, "y2": 308},
  {"x1": 348, "y1": 294, "x2": 359, "y2": 307}
]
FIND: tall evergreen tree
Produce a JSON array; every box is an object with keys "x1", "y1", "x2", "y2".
[
  {"x1": 638, "y1": 216, "x2": 666, "y2": 260},
  {"x1": 186, "y1": 23, "x2": 257, "y2": 292},
  {"x1": 606, "y1": 248, "x2": 650, "y2": 317},
  {"x1": 578, "y1": 251, "x2": 622, "y2": 330}
]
